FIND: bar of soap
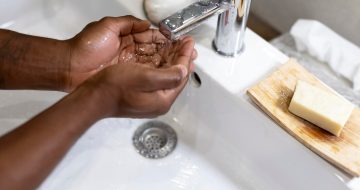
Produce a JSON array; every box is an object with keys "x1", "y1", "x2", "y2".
[{"x1": 289, "y1": 80, "x2": 354, "y2": 136}]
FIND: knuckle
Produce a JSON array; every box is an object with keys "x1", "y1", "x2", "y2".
[
  {"x1": 168, "y1": 69, "x2": 183, "y2": 87},
  {"x1": 122, "y1": 15, "x2": 136, "y2": 20},
  {"x1": 155, "y1": 98, "x2": 172, "y2": 115},
  {"x1": 156, "y1": 106, "x2": 170, "y2": 115},
  {"x1": 78, "y1": 21, "x2": 98, "y2": 34},
  {"x1": 84, "y1": 21, "x2": 97, "y2": 28},
  {"x1": 173, "y1": 71, "x2": 183, "y2": 85},
  {"x1": 99, "y1": 16, "x2": 114, "y2": 25},
  {"x1": 145, "y1": 114, "x2": 158, "y2": 119}
]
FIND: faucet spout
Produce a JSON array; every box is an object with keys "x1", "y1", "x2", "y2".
[{"x1": 159, "y1": 0, "x2": 251, "y2": 57}]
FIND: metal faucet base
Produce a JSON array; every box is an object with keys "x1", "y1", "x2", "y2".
[{"x1": 212, "y1": 40, "x2": 245, "y2": 57}]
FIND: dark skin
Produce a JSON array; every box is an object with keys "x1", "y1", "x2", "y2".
[{"x1": 0, "y1": 16, "x2": 197, "y2": 190}]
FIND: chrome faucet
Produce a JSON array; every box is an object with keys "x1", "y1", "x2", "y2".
[{"x1": 159, "y1": 0, "x2": 251, "y2": 57}]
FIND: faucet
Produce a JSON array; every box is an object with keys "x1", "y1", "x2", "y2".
[{"x1": 159, "y1": 0, "x2": 251, "y2": 57}]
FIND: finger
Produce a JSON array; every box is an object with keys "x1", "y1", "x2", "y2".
[
  {"x1": 133, "y1": 29, "x2": 168, "y2": 43},
  {"x1": 190, "y1": 62, "x2": 195, "y2": 72},
  {"x1": 155, "y1": 68, "x2": 190, "y2": 112},
  {"x1": 142, "y1": 72, "x2": 189, "y2": 117},
  {"x1": 140, "y1": 64, "x2": 188, "y2": 91},
  {"x1": 99, "y1": 16, "x2": 150, "y2": 36},
  {"x1": 145, "y1": 36, "x2": 194, "y2": 114},
  {"x1": 132, "y1": 92, "x2": 172, "y2": 117},
  {"x1": 149, "y1": 38, "x2": 195, "y2": 109},
  {"x1": 181, "y1": 36, "x2": 194, "y2": 43},
  {"x1": 158, "y1": 37, "x2": 195, "y2": 101},
  {"x1": 191, "y1": 49, "x2": 198, "y2": 60},
  {"x1": 158, "y1": 37, "x2": 194, "y2": 72},
  {"x1": 174, "y1": 37, "x2": 195, "y2": 71}
]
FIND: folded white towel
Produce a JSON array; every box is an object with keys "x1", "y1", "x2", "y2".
[{"x1": 290, "y1": 19, "x2": 360, "y2": 91}]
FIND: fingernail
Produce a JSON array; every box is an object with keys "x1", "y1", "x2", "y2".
[{"x1": 177, "y1": 65, "x2": 188, "y2": 78}]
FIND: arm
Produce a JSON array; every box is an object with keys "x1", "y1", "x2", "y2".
[
  {"x1": 0, "y1": 47, "x2": 194, "y2": 189},
  {"x1": 0, "y1": 16, "x2": 197, "y2": 92},
  {"x1": 0, "y1": 16, "x2": 196, "y2": 190},
  {"x1": 0, "y1": 84, "x2": 104, "y2": 190},
  {"x1": 0, "y1": 29, "x2": 70, "y2": 91}
]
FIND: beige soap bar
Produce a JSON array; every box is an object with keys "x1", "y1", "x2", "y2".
[{"x1": 289, "y1": 80, "x2": 354, "y2": 136}]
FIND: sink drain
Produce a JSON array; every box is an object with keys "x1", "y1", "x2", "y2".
[{"x1": 133, "y1": 121, "x2": 177, "y2": 159}]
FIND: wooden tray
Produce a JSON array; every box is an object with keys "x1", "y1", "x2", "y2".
[{"x1": 247, "y1": 59, "x2": 360, "y2": 176}]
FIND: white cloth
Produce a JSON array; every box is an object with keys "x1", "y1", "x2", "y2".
[{"x1": 290, "y1": 19, "x2": 360, "y2": 91}]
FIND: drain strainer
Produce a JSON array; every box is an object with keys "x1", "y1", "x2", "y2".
[{"x1": 133, "y1": 121, "x2": 177, "y2": 159}]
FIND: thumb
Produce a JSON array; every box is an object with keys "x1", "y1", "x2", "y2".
[{"x1": 141, "y1": 64, "x2": 188, "y2": 92}]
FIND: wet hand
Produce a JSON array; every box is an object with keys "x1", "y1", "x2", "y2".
[
  {"x1": 66, "y1": 16, "x2": 197, "y2": 92},
  {"x1": 81, "y1": 36, "x2": 195, "y2": 118}
]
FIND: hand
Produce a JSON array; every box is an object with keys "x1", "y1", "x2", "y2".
[
  {"x1": 80, "y1": 36, "x2": 195, "y2": 118},
  {"x1": 66, "y1": 15, "x2": 197, "y2": 92},
  {"x1": 0, "y1": 16, "x2": 196, "y2": 190}
]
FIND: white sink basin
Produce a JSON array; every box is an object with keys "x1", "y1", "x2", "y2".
[{"x1": 0, "y1": 0, "x2": 357, "y2": 189}]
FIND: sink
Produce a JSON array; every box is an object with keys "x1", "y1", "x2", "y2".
[
  {"x1": 0, "y1": 0, "x2": 357, "y2": 189},
  {"x1": 31, "y1": 68, "x2": 346, "y2": 190}
]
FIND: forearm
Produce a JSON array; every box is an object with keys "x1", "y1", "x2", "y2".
[
  {"x1": 0, "y1": 29, "x2": 70, "y2": 91},
  {"x1": 0, "y1": 85, "x2": 107, "y2": 190}
]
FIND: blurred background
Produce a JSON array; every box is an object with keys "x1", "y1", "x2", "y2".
[{"x1": 249, "y1": 0, "x2": 359, "y2": 45}]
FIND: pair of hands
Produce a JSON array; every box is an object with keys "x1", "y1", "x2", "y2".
[
  {"x1": 0, "y1": 16, "x2": 196, "y2": 190},
  {"x1": 67, "y1": 16, "x2": 197, "y2": 118}
]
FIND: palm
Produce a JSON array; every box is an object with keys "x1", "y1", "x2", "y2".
[{"x1": 116, "y1": 29, "x2": 182, "y2": 68}]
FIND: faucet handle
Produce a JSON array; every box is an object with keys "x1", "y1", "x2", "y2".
[{"x1": 159, "y1": 0, "x2": 228, "y2": 40}]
